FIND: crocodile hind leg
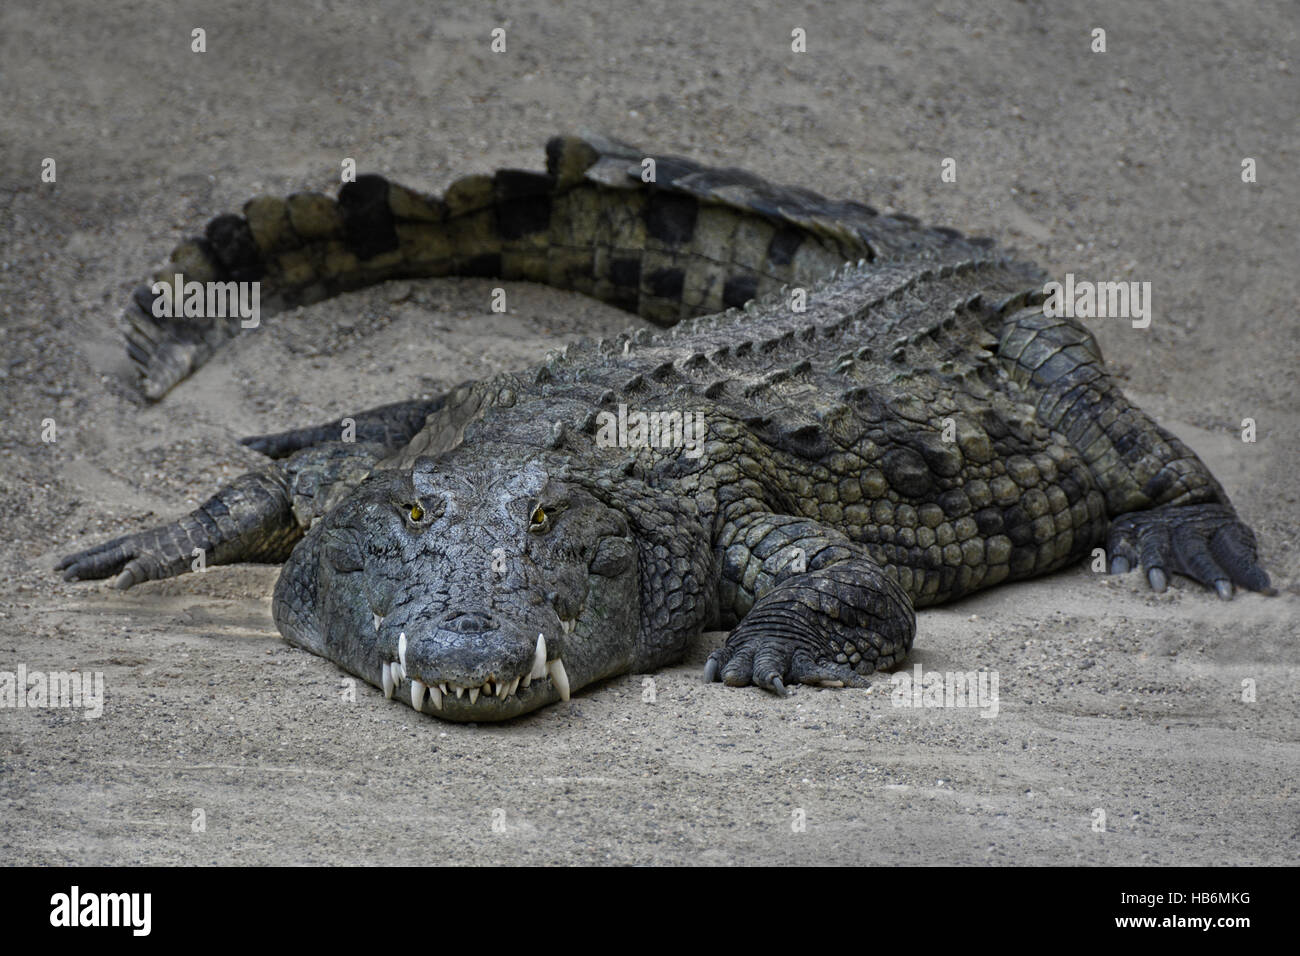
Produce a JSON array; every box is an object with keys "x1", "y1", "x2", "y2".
[
  {"x1": 995, "y1": 303, "x2": 1272, "y2": 598},
  {"x1": 1106, "y1": 504, "x2": 1272, "y2": 597},
  {"x1": 238, "y1": 396, "x2": 444, "y2": 458},
  {"x1": 704, "y1": 511, "x2": 916, "y2": 694},
  {"x1": 57, "y1": 441, "x2": 384, "y2": 589}
]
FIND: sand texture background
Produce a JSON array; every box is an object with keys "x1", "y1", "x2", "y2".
[{"x1": 0, "y1": 0, "x2": 1297, "y2": 864}]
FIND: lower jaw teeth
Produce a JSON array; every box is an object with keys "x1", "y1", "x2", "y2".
[
  {"x1": 404, "y1": 666, "x2": 566, "y2": 708},
  {"x1": 388, "y1": 639, "x2": 570, "y2": 709}
]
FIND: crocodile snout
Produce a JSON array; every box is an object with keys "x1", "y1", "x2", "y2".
[
  {"x1": 373, "y1": 609, "x2": 574, "y2": 719},
  {"x1": 438, "y1": 608, "x2": 496, "y2": 634}
]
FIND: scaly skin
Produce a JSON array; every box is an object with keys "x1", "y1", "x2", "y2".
[{"x1": 59, "y1": 135, "x2": 1272, "y2": 721}]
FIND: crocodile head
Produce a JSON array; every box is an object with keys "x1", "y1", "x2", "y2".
[{"x1": 273, "y1": 445, "x2": 642, "y2": 721}]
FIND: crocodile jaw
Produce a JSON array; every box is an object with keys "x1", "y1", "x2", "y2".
[{"x1": 374, "y1": 620, "x2": 577, "y2": 721}]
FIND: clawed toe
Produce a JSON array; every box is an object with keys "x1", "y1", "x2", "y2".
[
  {"x1": 703, "y1": 657, "x2": 720, "y2": 683},
  {"x1": 705, "y1": 635, "x2": 876, "y2": 696},
  {"x1": 1106, "y1": 503, "x2": 1272, "y2": 598},
  {"x1": 57, "y1": 538, "x2": 130, "y2": 582}
]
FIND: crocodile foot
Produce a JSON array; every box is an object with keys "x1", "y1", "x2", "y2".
[
  {"x1": 704, "y1": 559, "x2": 916, "y2": 695},
  {"x1": 57, "y1": 525, "x2": 191, "y2": 589},
  {"x1": 56, "y1": 471, "x2": 300, "y2": 589},
  {"x1": 705, "y1": 636, "x2": 875, "y2": 695},
  {"x1": 1106, "y1": 502, "x2": 1273, "y2": 598}
]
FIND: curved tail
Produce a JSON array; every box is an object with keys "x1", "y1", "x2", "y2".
[{"x1": 126, "y1": 133, "x2": 991, "y2": 399}]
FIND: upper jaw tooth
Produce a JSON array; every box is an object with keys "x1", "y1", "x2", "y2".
[
  {"x1": 385, "y1": 633, "x2": 565, "y2": 712},
  {"x1": 372, "y1": 612, "x2": 383, "y2": 632},
  {"x1": 548, "y1": 658, "x2": 570, "y2": 701},
  {"x1": 560, "y1": 618, "x2": 576, "y2": 635}
]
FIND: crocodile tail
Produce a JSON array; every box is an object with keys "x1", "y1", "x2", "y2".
[{"x1": 126, "y1": 134, "x2": 989, "y2": 400}]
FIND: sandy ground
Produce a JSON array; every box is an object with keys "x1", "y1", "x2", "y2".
[{"x1": 1, "y1": 0, "x2": 1297, "y2": 865}]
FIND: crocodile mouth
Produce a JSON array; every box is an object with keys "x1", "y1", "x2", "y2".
[{"x1": 376, "y1": 620, "x2": 575, "y2": 718}]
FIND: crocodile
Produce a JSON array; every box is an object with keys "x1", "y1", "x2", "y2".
[{"x1": 58, "y1": 134, "x2": 1273, "y2": 721}]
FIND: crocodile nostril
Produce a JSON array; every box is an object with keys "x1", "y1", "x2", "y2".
[{"x1": 440, "y1": 609, "x2": 495, "y2": 634}]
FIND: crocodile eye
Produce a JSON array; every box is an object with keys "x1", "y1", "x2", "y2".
[
  {"x1": 409, "y1": 504, "x2": 424, "y2": 522},
  {"x1": 529, "y1": 506, "x2": 549, "y2": 532}
]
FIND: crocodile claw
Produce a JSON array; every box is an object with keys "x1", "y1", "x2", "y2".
[
  {"x1": 705, "y1": 635, "x2": 871, "y2": 695},
  {"x1": 1107, "y1": 503, "x2": 1273, "y2": 598},
  {"x1": 57, "y1": 532, "x2": 158, "y2": 588}
]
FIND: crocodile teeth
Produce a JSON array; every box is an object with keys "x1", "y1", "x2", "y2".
[
  {"x1": 548, "y1": 658, "x2": 570, "y2": 701},
  {"x1": 372, "y1": 613, "x2": 383, "y2": 632},
  {"x1": 400, "y1": 659, "x2": 548, "y2": 709},
  {"x1": 531, "y1": 634, "x2": 547, "y2": 680},
  {"x1": 382, "y1": 662, "x2": 395, "y2": 699},
  {"x1": 398, "y1": 632, "x2": 408, "y2": 674},
  {"x1": 560, "y1": 618, "x2": 576, "y2": 635}
]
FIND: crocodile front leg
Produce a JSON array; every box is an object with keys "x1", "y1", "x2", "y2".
[
  {"x1": 57, "y1": 469, "x2": 301, "y2": 589},
  {"x1": 57, "y1": 441, "x2": 384, "y2": 589},
  {"x1": 59, "y1": 388, "x2": 449, "y2": 589},
  {"x1": 705, "y1": 511, "x2": 916, "y2": 694}
]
